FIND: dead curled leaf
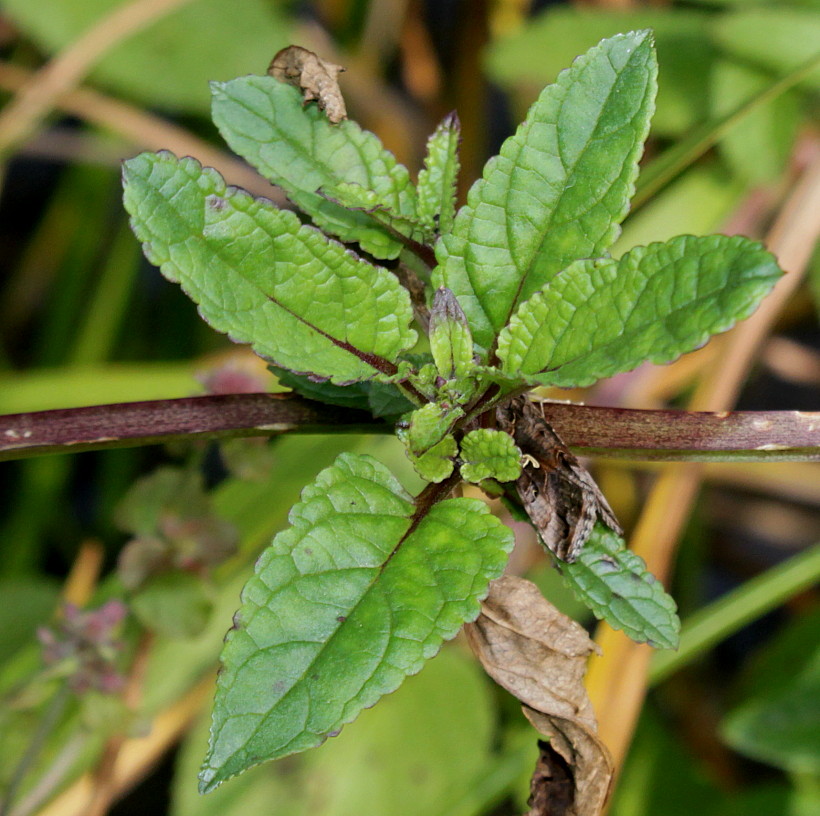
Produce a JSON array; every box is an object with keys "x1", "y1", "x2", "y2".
[
  {"x1": 268, "y1": 45, "x2": 347, "y2": 123},
  {"x1": 465, "y1": 575, "x2": 613, "y2": 816},
  {"x1": 527, "y1": 741, "x2": 574, "y2": 816}
]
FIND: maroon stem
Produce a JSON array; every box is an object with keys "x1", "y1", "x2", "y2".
[
  {"x1": 0, "y1": 393, "x2": 385, "y2": 461},
  {"x1": 0, "y1": 393, "x2": 818, "y2": 462}
]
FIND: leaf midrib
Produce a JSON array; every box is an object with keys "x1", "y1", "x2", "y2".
[
  {"x1": 498, "y1": 50, "x2": 648, "y2": 345},
  {"x1": 150, "y1": 171, "x2": 405, "y2": 378},
  {"x1": 217, "y1": 503, "x2": 450, "y2": 766},
  {"x1": 220, "y1": 80, "x2": 411, "y2": 219},
  {"x1": 529, "y1": 261, "x2": 773, "y2": 378}
]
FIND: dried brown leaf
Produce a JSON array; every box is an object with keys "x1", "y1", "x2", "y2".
[
  {"x1": 465, "y1": 575, "x2": 613, "y2": 816},
  {"x1": 527, "y1": 740, "x2": 574, "y2": 816},
  {"x1": 268, "y1": 45, "x2": 347, "y2": 123},
  {"x1": 522, "y1": 706, "x2": 612, "y2": 816}
]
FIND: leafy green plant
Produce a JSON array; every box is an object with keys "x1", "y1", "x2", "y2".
[{"x1": 120, "y1": 31, "x2": 783, "y2": 792}]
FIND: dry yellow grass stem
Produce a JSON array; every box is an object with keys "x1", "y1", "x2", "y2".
[
  {"x1": 0, "y1": 0, "x2": 195, "y2": 155},
  {"x1": 83, "y1": 633, "x2": 155, "y2": 816},
  {"x1": 587, "y1": 144, "x2": 820, "y2": 789},
  {"x1": 61, "y1": 540, "x2": 104, "y2": 608},
  {"x1": 573, "y1": 0, "x2": 637, "y2": 9}
]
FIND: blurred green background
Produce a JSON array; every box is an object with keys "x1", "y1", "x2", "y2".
[{"x1": 0, "y1": 2, "x2": 818, "y2": 815}]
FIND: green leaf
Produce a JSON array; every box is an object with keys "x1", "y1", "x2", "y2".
[
  {"x1": 366, "y1": 382, "x2": 418, "y2": 420},
  {"x1": 200, "y1": 452, "x2": 513, "y2": 791},
  {"x1": 122, "y1": 152, "x2": 417, "y2": 384},
  {"x1": 174, "y1": 712, "x2": 303, "y2": 816},
  {"x1": 0, "y1": 578, "x2": 58, "y2": 662},
  {"x1": 417, "y1": 113, "x2": 460, "y2": 234},
  {"x1": 396, "y1": 402, "x2": 462, "y2": 482},
  {"x1": 0, "y1": 0, "x2": 291, "y2": 113},
  {"x1": 429, "y1": 287, "x2": 473, "y2": 381},
  {"x1": 270, "y1": 367, "x2": 373, "y2": 412},
  {"x1": 559, "y1": 526, "x2": 680, "y2": 649},
  {"x1": 114, "y1": 467, "x2": 209, "y2": 537},
  {"x1": 498, "y1": 234, "x2": 781, "y2": 388},
  {"x1": 397, "y1": 402, "x2": 463, "y2": 455},
  {"x1": 323, "y1": 181, "x2": 433, "y2": 245},
  {"x1": 718, "y1": 608, "x2": 820, "y2": 777},
  {"x1": 722, "y1": 671, "x2": 820, "y2": 774},
  {"x1": 270, "y1": 367, "x2": 405, "y2": 415},
  {"x1": 174, "y1": 647, "x2": 496, "y2": 816},
  {"x1": 211, "y1": 76, "x2": 418, "y2": 259},
  {"x1": 434, "y1": 31, "x2": 657, "y2": 350},
  {"x1": 130, "y1": 572, "x2": 213, "y2": 639},
  {"x1": 460, "y1": 429, "x2": 522, "y2": 484},
  {"x1": 301, "y1": 645, "x2": 498, "y2": 816},
  {"x1": 405, "y1": 436, "x2": 458, "y2": 483},
  {"x1": 272, "y1": 366, "x2": 416, "y2": 420}
]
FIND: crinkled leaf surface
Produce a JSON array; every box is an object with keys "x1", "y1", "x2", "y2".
[
  {"x1": 405, "y1": 436, "x2": 458, "y2": 484},
  {"x1": 399, "y1": 403, "x2": 463, "y2": 455},
  {"x1": 200, "y1": 453, "x2": 513, "y2": 791},
  {"x1": 460, "y1": 429, "x2": 522, "y2": 484},
  {"x1": 323, "y1": 181, "x2": 433, "y2": 245},
  {"x1": 417, "y1": 113, "x2": 460, "y2": 234},
  {"x1": 498, "y1": 234, "x2": 781, "y2": 388},
  {"x1": 122, "y1": 152, "x2": 416, "y2": 384},
  {"x1": 434, "y1": 31, "x2": 657, "y2": 350},
  {"x1": 175, "y1": 648, "x2": 496, "y2": 816},
  {"x1": 559, "y1": 526, "x2": 680, "y2": 649},
  {"x1": 211, "y1": 77, "x2": 418, "y2": 259}
]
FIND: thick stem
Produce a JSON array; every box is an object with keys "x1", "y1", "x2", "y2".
[
  {"x1": 1, "y1": 394, "x2": 818, "y2": 462},
  {"x1": 0, "y1": 393, "x2": 386, "y2": 461}
]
